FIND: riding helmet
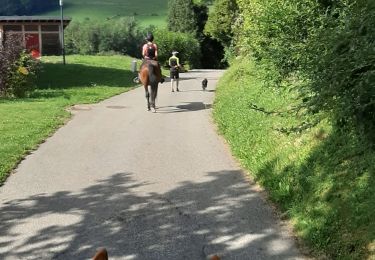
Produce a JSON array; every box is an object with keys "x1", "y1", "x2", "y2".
[{"x1": 146, "y1": 33, "x2": 154, "y2": 42}]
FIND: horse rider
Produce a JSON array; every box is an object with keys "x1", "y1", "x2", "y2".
[
  {"x1": 169, "y1": 51, "x2": 181, "y2": 92},
  {"x1": 142, "y1": 32, "x2": 158, "y2": 61},
  {"x1": 134, "y1": 32, "x2": 164, "y2": 83}
]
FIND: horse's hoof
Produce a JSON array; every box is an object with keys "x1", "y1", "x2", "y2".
[{"x1": 151, "y1": 107, "x2": 156, "y2": 113}]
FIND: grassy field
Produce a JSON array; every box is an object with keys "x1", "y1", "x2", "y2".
[
  {"x1": 0, "y1": 55, "x2": 136, "y2": 184},
  {"x1": 213, "y1": 59, "x2": 375, "y2": 259},
  {"x1": 41, "y1": 0, "x2": 168, "y2": 27}
]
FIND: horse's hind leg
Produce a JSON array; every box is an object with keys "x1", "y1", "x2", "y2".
[
  {"x1": 144, "y1": 85, "x2": 150, "y2": 111},
  {"x1": 150, "y1": 84, "x2": 158, "y2": 113}
]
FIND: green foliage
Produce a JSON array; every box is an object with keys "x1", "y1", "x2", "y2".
[
  {"x1": 166, "y1": 0, "x2": 227, "y2": 68},
  {"x1": 235, "y1": 0, "x2": 321, "y2": 76},
  {"x1": 193, "y1": 0, "x2": 213, "y2": 5},
  {"x1": 209, "y1": 0, "x2": 375, "y2": 258},
  {"x1": 193, "y1": 3, "x2": 209, "y2": 40},
  {"x1": 64, "y1": 18, "x2": 202, "y2": 68},
  {"x1": 0, "y1": 34, "x2": 39, "y2": 98},
  {"x1": 200, "y1": 37, "x2": 227, "y2": 69},
  {"x1": 0, "y1": 55, "x2": 134, "y2": 184},
  {"x1": 65, "y1": 18, "x2": 144, "y2": 57},
  {"x1": 167, "y1": 0, "x2": 198, "y2": 35},
  {"x1": 232, "y1": 0, "x2": 375, "y2": 141},
  {"x1": 204, "y1": 0, "x2": 238, "y2": 47},
  {"x1": 214, "y1": 58, "x2": 375, "y2": 259},
  {"x1": 304, "y1": 0, "x2": 375, "y2": 141},
  {"x1": 154, "y1": 29, "x2": 201, "y2": 68},
  {"x1": 7, "y1": 52, "x2": 39, "y2": 98}
]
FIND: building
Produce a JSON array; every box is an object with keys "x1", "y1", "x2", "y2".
[{"x1": 0, "y1": 16, "x2": 71, "y2": 57}]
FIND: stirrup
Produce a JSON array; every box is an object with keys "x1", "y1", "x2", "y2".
[{"x1": 133, "y1": 77, "x2": 140, "y2": 84}]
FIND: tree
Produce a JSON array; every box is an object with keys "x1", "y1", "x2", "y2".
[
  {"x1": 204, "y1": 0, "x2": 238, "y2": 47},
  {"x1": 167, "y1": 0, "x2": 198, "y2": 35},
  {"x1": 193, "y1": 3, "x2": 209, "y2": 39},
  {"x1": 193, "y1": 3, "x2": 227, "y2": 68}
]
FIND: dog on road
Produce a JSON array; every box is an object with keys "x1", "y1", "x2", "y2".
[{"x1": 202, "y1": 78, "x2": 208, "y2": 91}]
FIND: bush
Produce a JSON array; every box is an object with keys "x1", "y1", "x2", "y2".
[
  {"x1": 305, "y1": 0, "x2": 375, "y2": 140},
  {"x1": 235, "y1": 0, "x2": 322, "y2": 77},
  {"x1": 65, "y1": 18, "x2": 144, "y2": 57},
  {"x1": 154, "y1": 29, "x2": 201, "y2": 68},
  {"x1": 234, "y1": 0, "x2": 375, "y2": 141},
  {"x1": 0, "y1": 34, "x2": 39, "y2": 98}
]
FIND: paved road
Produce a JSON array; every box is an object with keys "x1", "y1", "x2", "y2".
[{"x1": 0, "y1": 71, "x2": 305, "y2": 259}]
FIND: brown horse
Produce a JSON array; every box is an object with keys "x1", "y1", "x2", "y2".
[{"x1": 139, "y1": 60, "x2": 162, "y2": 112}]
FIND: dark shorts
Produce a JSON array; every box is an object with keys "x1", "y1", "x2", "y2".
[{"x1": 170, "y1": 69, "x2": 179, "y2": 79}]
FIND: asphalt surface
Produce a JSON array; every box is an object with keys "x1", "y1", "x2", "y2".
[{"x1": 0, "y1": 70, "x2": 305, "y2": 260}]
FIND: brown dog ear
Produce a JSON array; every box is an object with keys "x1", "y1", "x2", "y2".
[{"x1": 92, "y1": 248, "x2": 108, "y2": 260}]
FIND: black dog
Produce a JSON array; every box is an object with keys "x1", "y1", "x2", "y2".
[{"x1": 202, "y1": 78, "x2": 208, "y2": 91}]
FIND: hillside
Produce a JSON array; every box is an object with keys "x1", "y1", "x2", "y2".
[{"x1": 38, "y1": 0, "x2": 168, "y2": 27}]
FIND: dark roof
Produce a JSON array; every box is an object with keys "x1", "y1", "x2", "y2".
[{"x1": 0, "y1": 16, "x2": 72, "y2": 23}]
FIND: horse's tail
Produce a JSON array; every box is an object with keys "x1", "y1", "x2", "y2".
[
  {"x1": 147, "y1": 63, "x2": 158, "y2": 86},
  {"x1": 147, "y1": 62, "x2": 159, "y2": 99}
]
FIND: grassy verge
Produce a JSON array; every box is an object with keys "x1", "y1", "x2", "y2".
[
  {"x1": 0, "y1": 55, "x2": 136, "y2": 184},
  {"x1": 213, "y1": 59, "x2": 374, "y2": 259}
]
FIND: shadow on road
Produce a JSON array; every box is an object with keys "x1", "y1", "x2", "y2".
[
  {"x1": 0, "y1": 171, "x2": 300, "y2": 259},
  {"x1": 156, "y1": 102, "x2": 212, "y2": 113}
]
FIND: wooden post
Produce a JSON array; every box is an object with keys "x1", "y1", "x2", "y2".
[{"x1": 22, "y1": 24, "x2": 25, "y2": 47}]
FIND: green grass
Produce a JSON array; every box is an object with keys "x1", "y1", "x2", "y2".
[
  {"x1": 213, "y1": 59, "x2": 375, "y2": 259},
  {"x1": 0, "y1": 55, "x2": 136, "y2": 184},
  {"x1": 40, "y1": 0, "x2": 168, "y2": 27}
]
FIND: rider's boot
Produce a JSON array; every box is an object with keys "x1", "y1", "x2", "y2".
[{"x1": 133, "y1": 73, "x2": 140, "y2": 84}]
